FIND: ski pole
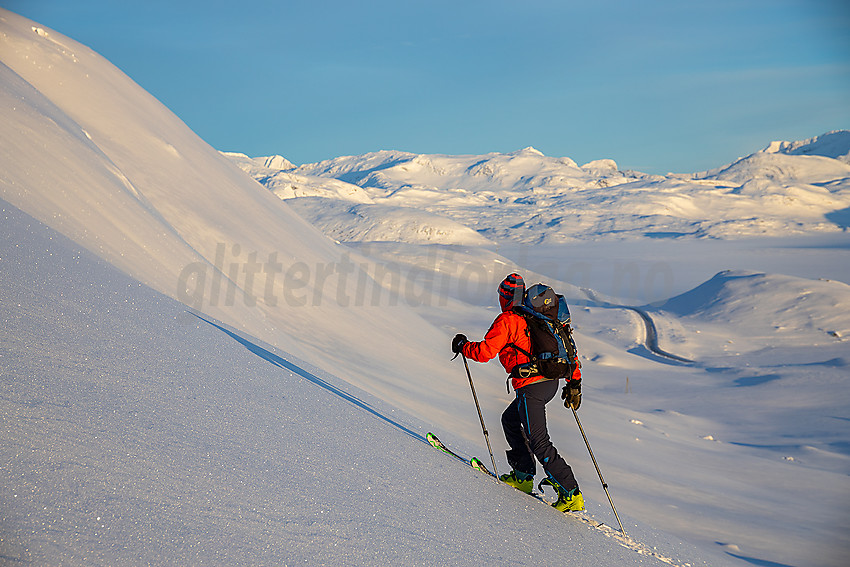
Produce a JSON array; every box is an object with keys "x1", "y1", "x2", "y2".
[
  {"x1": 572, "y1": 407, "x2": 626, "y2": 535},
  {"x1": 461, "y1": 354, "x2": 499, "y2": 478}
]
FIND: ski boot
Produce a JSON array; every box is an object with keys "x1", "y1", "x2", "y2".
[
  {"x1": 540, "y1": 478, "x2": 585, "y2": 512},
  {"x1": 499, "y1": 469, "x2": 534, "y2": 494}
]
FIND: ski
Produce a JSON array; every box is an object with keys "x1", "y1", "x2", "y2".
[
  {"x1": 427, "y1": 433, "x2": 565, "y2": 504},
  {"x1": 426, "y1": 432, "x2": 497, "y2": 478}
]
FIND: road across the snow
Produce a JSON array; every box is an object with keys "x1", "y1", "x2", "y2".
[{"x1": 580, "y1": 288, "x2": 694, "y2": 365}]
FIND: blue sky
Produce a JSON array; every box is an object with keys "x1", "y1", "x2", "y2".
[{"x1": 6, "y1": 0, "x2": 849, "y2": 173}]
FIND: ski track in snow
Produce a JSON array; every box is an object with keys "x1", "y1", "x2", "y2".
[{"x1": 575, "y1": 514, "x2": 689, "y2": 567}]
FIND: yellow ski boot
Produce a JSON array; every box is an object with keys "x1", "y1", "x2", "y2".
[{"x1": 499, "y1": 470, "x2": 534, "y2": 494}]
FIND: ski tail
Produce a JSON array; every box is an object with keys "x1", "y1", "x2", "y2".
[{"x1": 427, "y1": 432, "x2": 496, "y2": 478}]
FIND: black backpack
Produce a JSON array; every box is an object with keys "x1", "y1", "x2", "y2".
[{"x1": 503, "y1": 284, "x2": 579, "y2": 383}]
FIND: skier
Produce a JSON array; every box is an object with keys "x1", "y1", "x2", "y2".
[{"x1": 451, "y1": 273, "x2": 585, "y2": 512}]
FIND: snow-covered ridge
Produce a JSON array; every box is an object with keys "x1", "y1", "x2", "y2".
[
  {"x1": 285, "y1": 197, "x2": 493, "y2": 245},
  {"x1": 698, "y1": 151, "x2": 850, "y2": 185},
  {"x1": 762, "y1": 130, "x2": 850, "y2": 162},
  {"x1": 657, "y1": 270, "x2": 850, "y2": 350},
  {"x1": 229, "y1": 132, "x2": 850, "y2": 243},
  {"x1": 0, "y1": 7, "x2": 463, "y2": 427},
  {"x1": 222, "y1": 151, "x2": 374, "y2": 203}
]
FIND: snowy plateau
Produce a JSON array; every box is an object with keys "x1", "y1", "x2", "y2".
[{"x1": 2, "y1": 8, "x2": 849, "y2": 567}]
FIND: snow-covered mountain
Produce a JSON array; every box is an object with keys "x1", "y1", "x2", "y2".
[
  {"x1": 2, "y1": 7, "x2": 849, "y2": 567},
  {"x1": 763, "y1": 130, "x2": 850, "y2": 162},
  {"x1": 228, "y1": 134, "x2": 850, "y2": 243}
]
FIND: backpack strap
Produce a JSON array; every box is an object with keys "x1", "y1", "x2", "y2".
[
  {"x1": 498, "y1": 308, "x2": 536, "y2": 362},
  {"x1": 504, "y1": 341, "x2": 534, "y2": 361},
  {"x1": 498, "y1": 309, "x2": 542, "y2": 391},
  {"x1": 552, "y1": 320, "x2": 579, "y2": 362}
]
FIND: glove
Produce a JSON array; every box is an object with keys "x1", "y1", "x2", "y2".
[
  {"x1": 451, "y1": 333, "x2": 468, "y2": 354},
  {"x1": 562, "y1": 379, "x2": 581, "y2": 411}
]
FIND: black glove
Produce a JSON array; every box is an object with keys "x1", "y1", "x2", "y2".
[
  {"x1": 561, "y1": 379, "x2": 582, "y2": 411},
  {"x1": 451, "y1": 333, "x2": 468, "y2": 354}
]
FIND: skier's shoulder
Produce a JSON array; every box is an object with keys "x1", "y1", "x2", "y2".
[{"x1": 493, "y1": 307, "x2": 529, "y2": 328}]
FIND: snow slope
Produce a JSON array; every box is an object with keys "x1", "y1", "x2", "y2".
[
  {"x1": 3, "y1": 8, "x2": 850, "y2": 567},
  {"x1": 646, "y1": 271, "x2": 850, "y2": 481},
  {"x1": 2, "y1": 202, "x2": 708, "y2": 566},
  {"x1": 659, "y1": 270, "x2": 850, "y2": 347},
  {"x1": 0, "y1": 8, "x2": 476, "y2": 438}
]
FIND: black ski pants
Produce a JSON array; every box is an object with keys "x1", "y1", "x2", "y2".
[{"x1": 501, "y1": 378, "x2": 579, "y2": 493}]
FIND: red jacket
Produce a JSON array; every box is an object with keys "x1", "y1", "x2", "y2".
[{"x1": 462, "y1": 309, "x2": 545, "y2": 391}]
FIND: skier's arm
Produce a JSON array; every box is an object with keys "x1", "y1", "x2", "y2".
[{"x1": 462, "y1": 314, "x2": 511, "y2": 363}]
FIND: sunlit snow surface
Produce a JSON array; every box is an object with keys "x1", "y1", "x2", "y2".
[{"x1": 2, "y1": 8, "x2": 849, "y2": 567}]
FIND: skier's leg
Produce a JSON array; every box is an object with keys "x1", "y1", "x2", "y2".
[
  {"x1": 501, "y1": 397, "x2": 535, "y2": 476},
  {"x1": 517, "y1": 380, "x2": 579, "y2": 492}
]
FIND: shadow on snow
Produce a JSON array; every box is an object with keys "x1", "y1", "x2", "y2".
[{"x1": 190, "y1": 312, "x2": 426, "y2": 445}]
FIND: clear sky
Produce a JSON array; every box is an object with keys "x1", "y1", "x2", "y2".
[{"x1": 5, "y1": 0, "x2": 849, "y2": 173}]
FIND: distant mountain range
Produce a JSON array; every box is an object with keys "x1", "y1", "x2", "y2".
[{"x1": 227, "y1": 131, "x2": 850, "y2": 243}]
